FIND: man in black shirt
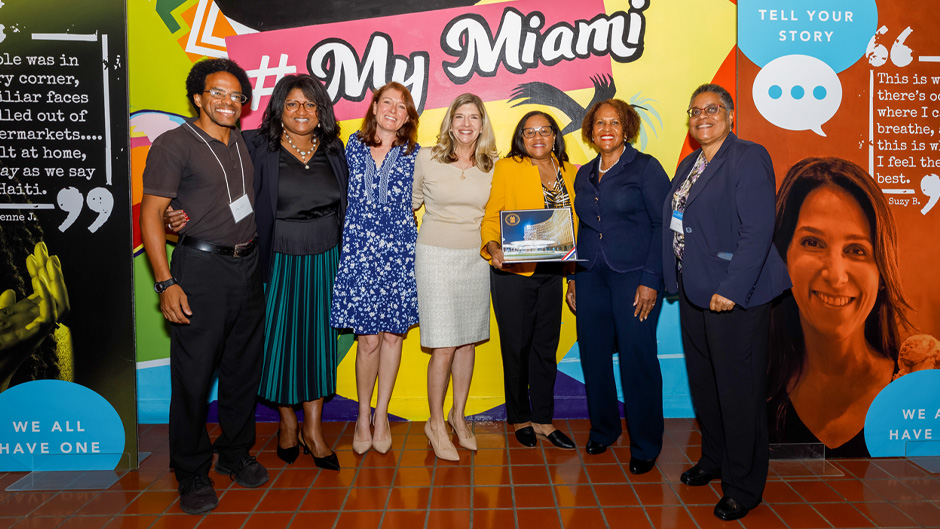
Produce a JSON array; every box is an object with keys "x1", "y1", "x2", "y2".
[{"x1": 140, "y1": 58, "x2": 267, "y2": 514}]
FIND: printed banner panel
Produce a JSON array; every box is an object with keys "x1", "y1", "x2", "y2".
[
  {"x1": 0, "y1": 0, "x2": 138, "y2": 470},
  {"x1": 738, "y1": 0, "x2": 940, "y2": 457}
]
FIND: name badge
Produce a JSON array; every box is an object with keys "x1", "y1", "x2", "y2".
[
  {"x1": 229, "y1": 194, "x2": 253, "y2": 223},
  {"x1": 670, "y1": 210, "x2": 683, "y2": 233}
]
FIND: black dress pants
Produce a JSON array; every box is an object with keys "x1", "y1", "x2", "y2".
[
  {"x1": 168, "y1": 245, "x2": 265, "y2": 482},
  {"x1": 490, "y1": 265, "x2": 563, "y2": 425},
  {"x1": 679, "y1": 275, "x2": 770, "y2": 508},
  {"x1": 576, "y1": 265, "x2": 664, "y2": 460}
]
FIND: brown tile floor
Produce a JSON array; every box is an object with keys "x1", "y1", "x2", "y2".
[{"x1": 2, "y1": 419, "x2": 939, "y2": 528}]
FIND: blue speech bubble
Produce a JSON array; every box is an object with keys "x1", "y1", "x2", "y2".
[
  {"x1": 0, "y1": 380, "x2": 125, "y2": 471},
  {"x1": 865, "y1": 370, "x2": 940, "y2": 457},
  {"x1": 738, "y1": 0, "x2": 878, "y2": 73}
]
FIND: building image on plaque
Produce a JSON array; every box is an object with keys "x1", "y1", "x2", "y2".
[{"x1": 500, "y1": 208, "x2": 576, "y2": 261}]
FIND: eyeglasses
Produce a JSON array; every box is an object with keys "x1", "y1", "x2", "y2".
[
  {"x1": 686, "y1": 104, "x2": 725, "y2": 118},
  {"x1": 285, "y1": 100, "x2": 317, "y2": 112},
  {"x1": 522, "y1": 126, "x2": 554, "y2": 138},
  {"x1": 203, "y1": 88, "x2": 248, "y2": 104}
]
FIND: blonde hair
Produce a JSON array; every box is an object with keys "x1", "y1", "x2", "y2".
[{"x1": 430, "y1": 93, "x2": 498, "y2": 173}]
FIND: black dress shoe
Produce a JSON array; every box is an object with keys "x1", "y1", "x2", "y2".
[
  {"x1": 714, "y1": 496, "x2": 750, "y2": 521},
  {"x1": 680, "y1": 464, "x2": 720, "y2": 486},
  {"x1": 514, "y1": 426, "x2": 537, "y2": 447},
  {"x1": 276, "y1": 431, "x2": 299, "y2": 465},
  {"x1": 539, "y1": 430, "x2": 576, "y2": 450},
  {"x1": 585, "y1": 439, "x2": 608, "y2": 455},
  {"x1": 629, "y1": 457, "x2": 657, "y2": 474}
]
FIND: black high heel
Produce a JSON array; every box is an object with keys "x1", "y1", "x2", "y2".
[
  {"x1": 299, "y1": 430, "x2": 340, "y2": 471},
  {"x1": 276, "y1": 431, "x2": 299, "y2": 465}
]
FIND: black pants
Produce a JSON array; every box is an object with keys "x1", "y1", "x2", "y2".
[
  {"x1": 679, "y1": 275, "x2": 770, "y2": 507},
  {"x1": 168, "y1": 245, "x2": 265, "y2": 482},
  {"x1": 576, "y1": 265, "x2": 664, "y2": 460},
  {"x1": 490, "y1": 265, "x2": 563, "y2": 425}
]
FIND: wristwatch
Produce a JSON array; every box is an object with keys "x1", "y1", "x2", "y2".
[{"x1": 154, "y1": 277, "x2": 178, "y2": 293}]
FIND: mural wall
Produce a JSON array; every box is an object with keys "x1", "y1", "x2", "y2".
[
  {"x1": 130, "y1": 0, "x2": 940, "y2": 459},
  {"x1": 131, "y1": 0, "x2": 738, "y2": 425}
]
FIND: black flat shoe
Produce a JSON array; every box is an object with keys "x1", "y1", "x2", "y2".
[
  {"x1": 276, "y1": 431, "x2": 299, "y2": 465},
  {"x1": 539, "y1": 430, "x2": 576, "y2": 450},
  {"x1": 514, "y1": 426, "x2": 537, "y2": 447},
  {"x1": 629, "y1": 457, "x2": 656, "y2": 474},
  {"x1": 680, "y1": 464, "x2": 720, "y2": 486},
  {"x1": 299, "y1": 431, "x2": 340, "y2": 471},
  {"x1": 585, "y1": 439, "x2": 608, "y2": 455},
  {"x1": 714, "y1": 496, "x2": 750, "y2": 521}
]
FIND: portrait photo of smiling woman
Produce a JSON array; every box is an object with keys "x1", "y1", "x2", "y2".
[{"x1": 768, "y1": 157, "x2": 940, "y2": 457}]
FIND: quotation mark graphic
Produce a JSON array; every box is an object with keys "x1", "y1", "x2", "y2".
[
  {"x1": 867, "y1": 26, "x2": 914, "y2": 67},
  {"x1": 56, "y1": 186, "x2": 114, "y2": 233},
  {"x1": 86, "y1": 188, "x2": 114, "y2": 232},
  {"x1": 57, "y1": 187, "x2": 82, "y2": 232},
  {"x1": 921, "y1": 174, "x2": 940, "y2": 215}
]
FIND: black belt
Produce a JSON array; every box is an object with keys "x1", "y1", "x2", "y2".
[{"x1": 179, "y1": 235, "x2": 257, "y2": 258}]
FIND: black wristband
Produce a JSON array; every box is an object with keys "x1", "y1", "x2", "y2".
[{"x1": 154, "y1": 277, "x2": 178, "y2": 293}]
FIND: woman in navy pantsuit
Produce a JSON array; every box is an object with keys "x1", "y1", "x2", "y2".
[
  {"x1": 567, "y1": 99, "x2": 670, "y2": 474},
  {"x1": 662, "y1": 84, "x2": 790, "y2": 521}
]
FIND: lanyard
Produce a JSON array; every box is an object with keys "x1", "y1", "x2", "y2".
[{"x1": 185, "y1": 122, "x2": 246, "y2": 204}]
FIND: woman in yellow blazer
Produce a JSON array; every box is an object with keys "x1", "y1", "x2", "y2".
[{"x1": 481, "y1": 111, "x2": 578, "y2": 449}]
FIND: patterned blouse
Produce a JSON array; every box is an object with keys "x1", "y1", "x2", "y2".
[
  {"x1": 671, "y1": 152, "x2": 708, "y2": 262},
  {"x1": 542, "y1": 166, "x2": 572, "y2": 210}
]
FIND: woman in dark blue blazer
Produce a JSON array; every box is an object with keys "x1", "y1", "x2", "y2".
[
  {"x1": 662, "y1": 84, "x2": 790, "y2": 521},
  {"x1": 567, "y1": 99, "x2": 670, "y2": 474}
]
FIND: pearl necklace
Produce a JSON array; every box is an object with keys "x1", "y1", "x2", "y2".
[
  {"x1": 284, "y1": 132, "x2": 318, "y2": 169},
  {"x1": 598, "y1": 145, "x2": 625, "y2": 174}
]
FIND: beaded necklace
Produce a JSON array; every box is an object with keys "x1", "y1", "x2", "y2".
[{"x1": 283, "y1": 132, "x2": 319, "y2": 169}]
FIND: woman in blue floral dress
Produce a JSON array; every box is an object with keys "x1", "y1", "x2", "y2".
[{"x1": 331, "y1": 82, "x2": 420, "y2": 455}]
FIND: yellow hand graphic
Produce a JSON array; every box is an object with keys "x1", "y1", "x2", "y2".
[
  {"x1": 26, "y1": 242, "x2": 69, "y2": 321},
  {"x1": 0, "y1": 242, "x2": 69, "y2": 391}
]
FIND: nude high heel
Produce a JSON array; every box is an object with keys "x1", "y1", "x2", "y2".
[
  {"x1": 372, "y1": 416, "x2": 393, "y2": 454},
  {"x1": 352, "y1": 416, "x2": 372, "y2": 455},
  {"x1": 425, "y1": 421, "x2": 459, "y2": 461},
  {"x1": 447, "y1": 409, "x2": 477, "y2": 451}
]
